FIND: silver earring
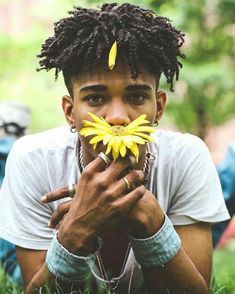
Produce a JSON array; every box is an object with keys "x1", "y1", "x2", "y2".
[
  {"x1": 70, "y1": 126, "x2": 76, "y2": 133},
  {"x1": 153, "y1": 120, "x2": 159, "y2": 127}
]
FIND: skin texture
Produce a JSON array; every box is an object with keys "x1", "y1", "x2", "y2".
[{"x1": 16, "y1": 63, "x2": 212, "y2": 293}]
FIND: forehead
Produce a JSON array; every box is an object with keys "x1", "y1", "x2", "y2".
[{"x1": 71, "y1": 62, "x2": 158, "y2": 91}]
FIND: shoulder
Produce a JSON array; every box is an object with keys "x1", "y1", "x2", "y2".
[
  {"x1": 154, "y1": 130, "x2": 207, "y2": 151},
  {"x1": 152, "y1": 130, "x2": 209, "y2": 162},
  {"x1": 11, "y1": 126, "x2": 77, "y2": 158}
]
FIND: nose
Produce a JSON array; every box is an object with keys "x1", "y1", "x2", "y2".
[{"x1": 105, "y1": 99, "x2": 130, "y2": 126}]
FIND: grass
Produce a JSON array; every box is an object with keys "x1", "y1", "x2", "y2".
[{"x1": 1, "y1": 246, "x2": 235, "y2": 293}]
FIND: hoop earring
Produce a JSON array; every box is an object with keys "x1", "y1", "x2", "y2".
[
  {"x1": 70, "y1": 126, "x2": 76, "y2": 133},
  {"x1": 153, "y1": 120, "x2": 159, "y2": 127}
]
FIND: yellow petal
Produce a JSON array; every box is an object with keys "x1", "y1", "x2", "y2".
[
  {"x1": 135, "y1": 126, "x2": 155, "y2": 133},
  {"x1": 82, "y1": 120, "x2": 110, "y2": 131},
  {"x1": 130, "y1": 142, "x2": 139, "y2": 161},
  {"x1": 103, "y1": 135, "x2": 112, "y2": 145},
  {"x1": 89, "y1": 135, "x2": 104, "y2": 144},
  {"x1": 108, "y1": 41, "x2": 117, "y2": 70},
  {"x1": 132, "y1": 132, "x2": 153, "y2": 142},
  {"x1": 128, "y1": 135, "x2": 146, "y2": 145},
  {"x1": 112, "y1": 147, "x2": 119, "y2": 160},
  {"x1": 120, "y1": 143, "x2": 126, "y2": 157},
  {"x1": 93, "y1": 142, "x2": 97, "y2": 150},
  {"x1": 87, "y1": 112, "x2": 111, "y2": 128},
  {"x1": 113, "y1": 137, "x2": 121, "y2": 152},
  {"x1": 79, "y1": 128, "x2": 105, "y2": 137},
  {"x1": 122, "y1": 136, "x2": 133, "y2": 148},
  {"x1": 106, "y1": 143, "x2": 112, "y2": 155},
  {"x1": 125, "y1": 114, "x2": 149, "y2": 131}
]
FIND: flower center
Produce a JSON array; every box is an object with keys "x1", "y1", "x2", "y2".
[{"x1": 111, "y1": 125, "x2": 126, "y2": 136}]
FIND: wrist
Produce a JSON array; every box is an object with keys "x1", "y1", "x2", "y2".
[
  {"x1": 58, "y1": 226, "x2": 97, "y2": 255},
  {"x1": 130, "y1": 207, "x2": 165, "y2": 238}
]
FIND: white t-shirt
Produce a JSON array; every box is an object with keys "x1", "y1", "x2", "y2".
[{"x1": 0, "y1": 126, "x2": 229, "y2": 292}]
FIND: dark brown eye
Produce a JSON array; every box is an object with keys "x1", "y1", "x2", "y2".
[{"x1": 84, "y1": 95, "x2": 106, "y2": 105}]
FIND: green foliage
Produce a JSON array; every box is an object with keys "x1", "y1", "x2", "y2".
[
  {"x1": 212, "y1": 247, "x2": 235, "y2": 293},
  {"x1": 157, "y1": 0, "x2": 235, "y2": 138},
  {"x1": 0, "y1": 267, "x2": 22, "y2": 294},
  {"x1": 1, "y1": 247, "x2": 235, "y2": 293}
]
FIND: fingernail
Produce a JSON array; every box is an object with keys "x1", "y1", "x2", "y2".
[{"x1": 41, "y1": 195, "x2": 47, "y2": 202}]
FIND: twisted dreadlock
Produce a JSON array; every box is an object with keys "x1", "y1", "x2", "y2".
[{"x1": 37, "y1": 3, "x2": 185, "y2": 94}]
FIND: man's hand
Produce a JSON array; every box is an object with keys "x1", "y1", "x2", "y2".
[
  {"x1": 43, "y1": 155, "x2": 146, "y2": 255},
  {"x1": 127, "y1": 190, "x2": 165, "y2": 238}
]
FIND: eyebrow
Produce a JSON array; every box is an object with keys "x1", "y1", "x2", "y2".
[
  {"x1": 125, "y1": 84, "x2": 152, "y2": 91},
  {"x1": 80, "y1": 85, "x2": 107, "y2": 92},
  {"x1": 79, "y1": 84, "x2": 153, "y2": 93}
]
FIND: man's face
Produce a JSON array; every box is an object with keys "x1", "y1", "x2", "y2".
[{"x1": 63, "y1": 62, "x2": 166, "y2": 159}]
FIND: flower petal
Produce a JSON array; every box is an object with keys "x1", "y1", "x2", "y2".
[
  {"x1": 125, "y1": 114, "x2": 149, "y2": 130},
  {"x1": 130, "y1": 142, "x2": 139, "y2": 161},
  {"x1": 135, "y1": 126, "x2": 155, "y2": 133},
  {"x1": 112, "y1": 147, "x2": 119, "y2": 160},
  {"x1": 103, "y1": 135, "x2": 112, "y2": 145},
  {"x1": 108, "y1": 41, "x2": 117, "y2": 70},
  {"x1": 128, "y1": 135, "x2": 146, "y2": 144},
  {"x1": 132, "y1": 132, "x2": 153, "y2": 142},
  {"x1": 120, "y1": 143, "x2": 126, "y2": 157},
  {"x1": 89, "y1": 136, "x2": 104, "y2": 144},
  {"x1": 87, "y1": 112, "x2": 111, "y2": 128},
  {"x1": 105, "y1": 143, "x2": 112, "y2": 155},
  {"x1": 113, "y1": 137, "x2": 121, "y2": 153},
  {"x1": 79, "y1": 128, "x2": 105, "y2": 137},
  {"x1": 122, "y1": 136, "x2": 134, "y2": 148}
]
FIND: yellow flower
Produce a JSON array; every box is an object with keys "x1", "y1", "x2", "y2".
[{"x1": 79, "y1": 112, "x2": 155, "y2": 161}]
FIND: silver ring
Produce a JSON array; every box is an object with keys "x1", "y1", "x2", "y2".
[
  {"x1": 68, "y1": 184, "x2": 76, "y2": 197},
  {"x1": 123, "y1": 177, "x2": 131, "y2": 190},
  {"x1": 98, "y1": 152, "x2": 111, "y2": 165}
]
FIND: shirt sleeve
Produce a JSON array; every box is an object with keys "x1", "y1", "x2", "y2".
[
  {"x1": 0, "y1": 138, "x2": 54, "y2": 250},
  {"x1": 167, "y1": 134, "x2": 230, "y2": 225}
]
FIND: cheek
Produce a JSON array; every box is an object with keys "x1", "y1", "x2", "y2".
[{"x1": 145, "y1": 103, "x2": 157, "y2": 124}]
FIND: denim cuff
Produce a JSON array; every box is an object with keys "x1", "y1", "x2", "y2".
[
  {"x1": 129, "y1": 214, "x2": 181, "y2": 267},
  {"x1": 46, "y1": 231, "x2": 102, "y2": 284}
]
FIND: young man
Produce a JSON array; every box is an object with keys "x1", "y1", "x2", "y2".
[{"x1": 0, "y1": 3, "x2": 229, "y2": 293}]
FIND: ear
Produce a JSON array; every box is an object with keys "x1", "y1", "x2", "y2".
[
  {"x1": 155, "y1": 90, "x2": 167, "y2": 121},
  {"x1": 62, "y1": 95, "x2": 74, "y2": 126}
]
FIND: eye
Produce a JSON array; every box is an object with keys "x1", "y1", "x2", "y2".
[
  {"x1": 127, "y1": 93, "x2": 148, "y2": 104},
  {"x1": 83, "y1": 94, "x2": 106, "y2": 105}
]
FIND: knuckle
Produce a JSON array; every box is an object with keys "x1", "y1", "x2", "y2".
[
  {"x1": 61, "y1": 186, "x2": 68, "y2": 196},
  {"x1": 82, "y1": 166, "x2": 94, "y2": 181},
  {"x1": 130, "y1": 170, "x2": 144, "y2": 182},
  {"x1": 95, "y1": 178, "x2": 108, "y2": 190},
  {"x1": 134, "y1": 185, "x2": 146, "y2": 197},
  {"x1": 110, "y1": 202, "x2": 123, "y2": 216},
  {"x1": 57, "y1": 204, "x2": 65, "y2": 214}
]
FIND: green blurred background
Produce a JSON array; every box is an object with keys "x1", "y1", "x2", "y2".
[{"x1": 0, "y1": 0, "x2": 235, "y2": 139}]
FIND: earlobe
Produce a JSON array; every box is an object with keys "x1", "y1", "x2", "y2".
[
  {"x1": 155, "y1": 91, "x2": 167, "y2": 121},
  {"x1": 62, "y1": 95, "x2": 74, "y2": 126}
]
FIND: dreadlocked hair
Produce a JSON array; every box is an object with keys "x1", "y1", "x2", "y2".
[{"x1": 37, "y1": 3, "x2": 185, "y2": 94}]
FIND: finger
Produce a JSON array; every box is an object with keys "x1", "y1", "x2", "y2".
[
  {"x1": 49, "y1": 200, "x2": 72, "y2": 228},
  {"x1": 84, "y1": 153, "x2": 112, "y2": 174},
  {"x1": 84, "y1": 153, "x2": 135, "y2": 178},
  {"x1": 102, "y1": 155, "x2": 136, "y2": 181},
  {"x1": 114, "y1": 185, "x2": 146, "y2": 214},
  {"x1": 41, "y1": 185, "x2": 77, "y2": 203},
  {"x1": 109, "y1": 170, "x2": 145, "y2": 197}
]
